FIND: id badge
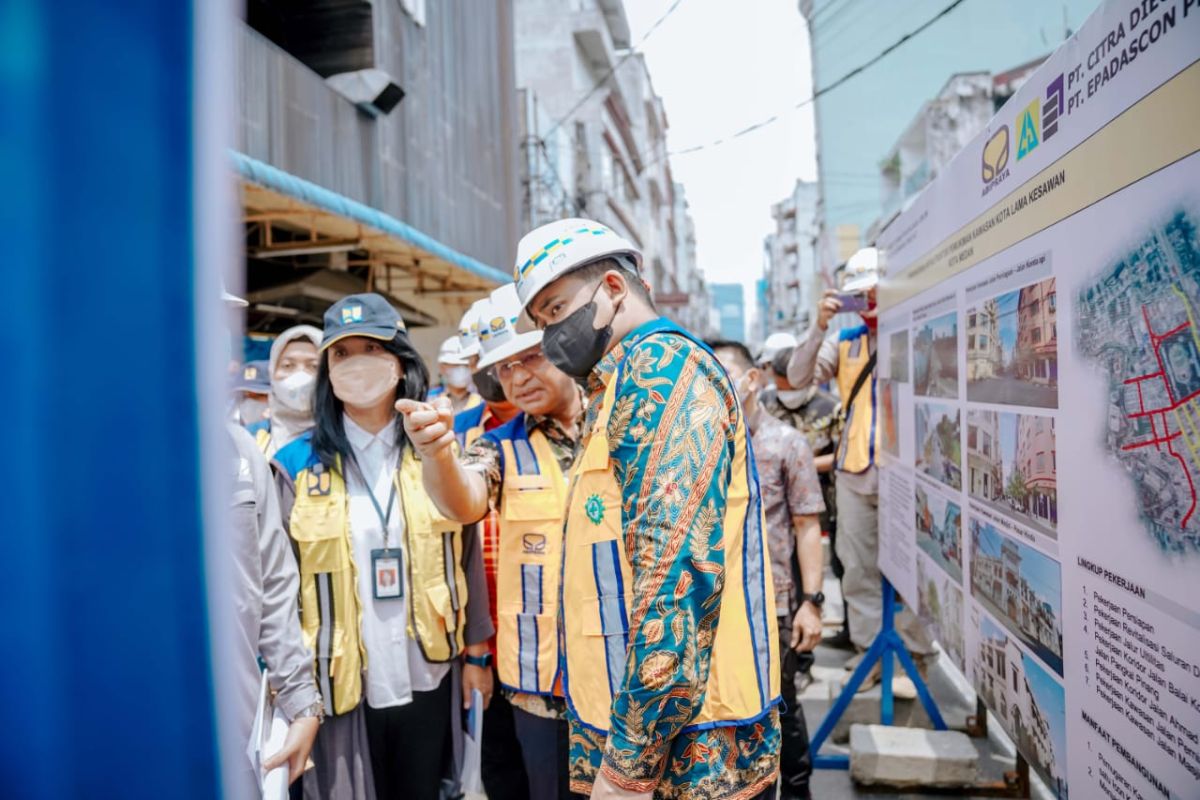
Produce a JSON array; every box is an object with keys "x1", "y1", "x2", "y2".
[{"x1": 371, "y1": 548, "x2": 404, "y2": 600}]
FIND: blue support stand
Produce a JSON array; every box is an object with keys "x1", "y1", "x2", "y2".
[{"x1": 809, "y1": 577, "x2": 948, "y2": 769}]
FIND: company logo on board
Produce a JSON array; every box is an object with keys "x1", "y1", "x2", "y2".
[
  {"x1": 1043, "y1": 74, "x2": 1064, "y2": 141},
  {"x1": 1016, "y1": 99, "x2": 1040, "y2": 161},
  {"x1": 980, "y1": 126, "x2": 1011, "y2": 195}
]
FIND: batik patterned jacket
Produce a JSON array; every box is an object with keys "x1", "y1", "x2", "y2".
[{"x1": 568, "y1": 318, "x2": 780, "y2": 800}]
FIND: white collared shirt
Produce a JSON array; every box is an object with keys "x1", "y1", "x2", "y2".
[{"x1": 344, "y1": 413, "x2": 450, "y2": 708}]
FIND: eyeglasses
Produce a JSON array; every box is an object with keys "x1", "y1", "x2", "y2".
[{"x1": 493, "y1": 349, "x2": 546, "y2": 378}]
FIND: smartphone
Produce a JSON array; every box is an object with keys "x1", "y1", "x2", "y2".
[{"x1": 834, "y1": 292, "x2": 869, "y2": 313}]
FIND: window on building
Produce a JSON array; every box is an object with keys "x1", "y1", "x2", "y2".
[
  {"x1": 979, "y1": 334, "x2": 988, "y2": 349},
  {"x1": 1032, "y1": 327, "x2": 1041, "y2": 344},
  {"x1": 1048, "y1": 292, "x2": 1056, "y2": 311},
  {"x1": 1029, "y1": 299, "x2": 1040, "y2": 316},
  {"x1": 968, "y1": 427, "x2": 978, "y2": 449},
  {"x1": 969, "y1": 313, "x2": 977, "y2": 327},
  {"x1": 246, "y1": 0, "x2": 377, "y2": 77}
]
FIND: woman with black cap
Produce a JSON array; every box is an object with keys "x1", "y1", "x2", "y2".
[{"x1": 272, "y1": 293, "x2": 493, "y2": 799}]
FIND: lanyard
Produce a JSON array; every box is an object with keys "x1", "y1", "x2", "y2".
[{"x1": 348, "y1": 455, "x2": 398, "y2": 548}]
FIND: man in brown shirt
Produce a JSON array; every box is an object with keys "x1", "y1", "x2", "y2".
[{"x1": 712, "y1": 340, "x2": 824, "y2": 800}]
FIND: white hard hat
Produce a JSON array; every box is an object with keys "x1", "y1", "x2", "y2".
[
  {"x1": 513, "y1": 217, "x2": 642, "y2": 311},
  {"x1": 841, "y1": 247, "x2": 882, "y2": 294},
  {"x1": 438, "y1": 336, "x2": 470, "y2": 366},
  {"x1": 476, "y1": 284, "x2": 545, "y2": 370},
  {"x1": 457, "y1": 299, "x2": 489, "y2": 359},
  {"x1": 760, "y1": 332, "x2": 798, "y2": 364}
]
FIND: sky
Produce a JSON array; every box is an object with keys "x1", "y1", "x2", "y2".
[
  {"x1": 996, "y1": 292, "x2": 1019, "y2": 358},
  {"x1": 624, "y1": 0, "x2": 818, "y2": 337}
]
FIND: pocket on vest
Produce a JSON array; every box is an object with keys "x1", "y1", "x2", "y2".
[
  {"x1": 504, "y1": 488, "x2": 556, "y2": 521},
  {"x1": 424, "y1": 581, "x2": 457, "y2": 626}
]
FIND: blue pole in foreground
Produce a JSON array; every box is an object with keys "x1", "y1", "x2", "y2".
[
  {"x1": 809, "y1": 577, "x2": 948, "y2": 770},
  {"x1": 0, "y1": 1, "x2": 222, "y2": 796}
]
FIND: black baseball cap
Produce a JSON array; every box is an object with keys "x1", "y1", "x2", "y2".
[{"x1": 321, "y1": 293, "x2": 408, "y2": 351}]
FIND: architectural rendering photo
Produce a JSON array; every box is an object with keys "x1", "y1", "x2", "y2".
[{"x1": 967, "y1": 278, "x2": 1058, "y2": 408}]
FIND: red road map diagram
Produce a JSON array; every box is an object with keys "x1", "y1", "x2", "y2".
[{"x1": 1077, "y1": 211, "x2": 1200, "y2": 554}]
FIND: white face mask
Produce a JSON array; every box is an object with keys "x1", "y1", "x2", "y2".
[
  {"x1": 776, "y1": 389, "x2": 808, "y2": 409},
  {"x1": 237, "y1": 396, "x2": 269, "y2": 424},
  {"x1": 329, "y1": 354, "x2": 400, "y2": 408},
  {"x1": 443, "y1": 364, "x2": 472, "y2": 390},
  {"x1": 274, "y1": 370, "x2": 315, "y2": 412}
]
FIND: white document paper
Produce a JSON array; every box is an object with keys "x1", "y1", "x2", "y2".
[{"x1": 459, "y1": 688, "x2": 484, "y2": 795}]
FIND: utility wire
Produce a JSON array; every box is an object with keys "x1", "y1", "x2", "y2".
[
  {"x1": 640, "y1": 0, "x2": 970, "y2": 173},
  {"x1": 542, "y1": 0, "x2": 686, "y2": 139}
]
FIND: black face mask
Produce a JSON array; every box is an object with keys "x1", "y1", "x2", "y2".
[
  {"x1": 473, "y1": 367, "x2": 506, "y2": 404},
  {"x1": 542, "y1": 283, "x2": 617, "y2": 379}
]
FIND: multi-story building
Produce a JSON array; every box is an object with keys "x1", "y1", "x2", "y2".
[
  {"x1": 764, "y1": 180, "x2": 821, "y2": 336},
  {"x1": 514, "y1": 0, "x2": 710, "y2": 335},
  {"x1": 797, "y1": 0, "x2": 1100, "y2": 275},
  {"x1": 1016, "y1": 415, "x2": 1058, "y2": 526},
  {"x1": 967, "y1": 410, "x2": 1002, "y2": 500},
  {"x1": 967, "y1": 300, "x2": 1003, "y2": 380},
  {"x1": 1016, "y1": 279, "x2": 1058, "y2": 386},
  {"x1": 236, "y1": 1, "x2": 519, "y2": 359},
  {"x1": 710, "y1": 283, "x2": 747, "y2": 342}
]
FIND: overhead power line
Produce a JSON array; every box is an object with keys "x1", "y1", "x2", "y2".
[
  {"x1": 640, "y1": 0, "x2": 970, "y2": 173},
  {"x1": 542, "y1": 0, "x2": 686, "y2": 139}
]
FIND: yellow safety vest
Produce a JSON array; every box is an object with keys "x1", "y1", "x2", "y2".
[
  {"x1": 835, "y1": 326, "x2": 879, "y2": 474},
  {"x1": 492, "y1": 425, "x2": 567, "y2": 695},
  {"x1": 253, "y1": 426, "x2": 271, "y2": 455},
  {"x1": 454, "y1": 402, "x2": 493, "y2": 449},
  {"x1": 560, "y1": 321, "x2": 780, "y2": 733},
  {"x1": 286, "y1": 443, "x2": 468, "y2": 716}
]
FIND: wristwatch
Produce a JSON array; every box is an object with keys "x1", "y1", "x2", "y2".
[
  {"x1": 800, "y1": 591, "x2": 825, "y2": 607},
  {"x1": 464, "y1": 652, "x2": 493, "y2": 668}
]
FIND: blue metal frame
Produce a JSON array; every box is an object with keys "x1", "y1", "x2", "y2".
[{"x1": 809, "y1": 577, "x2": 948, "y2": 769}]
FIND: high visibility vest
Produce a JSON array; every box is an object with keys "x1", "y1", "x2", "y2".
[
  {"x1": 277, "y1": 434, "x2": 468, "y2": 717},
  {"x1": 834, "y1": 325, "x2": 879, "y2": 474},
  {"x1": 559, "y1": 319, "x2": 780, "y2": 733},
  {"x1": 454, "y1": 402, "x2": 491, "y2": 448},
  {"x1": 246, "y1": 419, "x2": 272, "y2": 455},
  {"x1": 482, "y1": 418, "x2": 567, "y2": 696}
]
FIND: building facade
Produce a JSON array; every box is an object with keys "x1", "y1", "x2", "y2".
[
  {"x1": 237, "y1": 0, "x2": 520, "y2": 359},
  {"x1": 967, "y1": 300, "x2": 1003, "y2": 380},
  {"x1": 763, "y1": 180, "x2": 821, "y2": 337},
  {"x1": 710, "y1": 283, "x2": 747, "y2": 342},
  {"x1": 967, "y1": 410, "x2": 1002, "y2": 500},
  {"x1": 1015, "y1": 415, "x2": 1058, "y2": 526},
  {"x1": 1016, "y1": 279, "x2": 1058, "y2": 385},
  {"x1": 514, "y1": 0, "x2": 711, "y2": 335},
  {"x1": 797, "y1": 0, "x2": 1100, "y2": 274}
]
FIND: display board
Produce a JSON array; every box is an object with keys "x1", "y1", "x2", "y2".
[{"x1": 875, "y1": 1, "x2": 1200, "y2": 797}]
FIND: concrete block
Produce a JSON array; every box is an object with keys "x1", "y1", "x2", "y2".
[
  {"x1": 827, "y1": 681, "x2": 936, "y2": 743},
  {"x1": 849, "y1": 724, "x2": 979, "y2": 788}
]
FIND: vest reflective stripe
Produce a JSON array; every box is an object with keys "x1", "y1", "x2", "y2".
[
  {"x1": 494, "y1": 427, "x2": 567, "y2": 696},
  {"x1": 290, "y1": 447, "x2": 468, "y2": 715},
  {"x1": 560, "y1": 319, "x2": 780, "y2": 733},
  {"x1": 835, "y1": 330, "x2": 878, "y2": 474},
  {"x1": 591, "y1": 539, "x2": 628, "y2": 697},
  {"x1": 518, "y1": 563, "x2": 542, "y2": 691}
]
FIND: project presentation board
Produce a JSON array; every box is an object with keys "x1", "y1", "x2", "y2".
[{"x1": 874, "y1": 1, "x2": 1200, "y2": 797}]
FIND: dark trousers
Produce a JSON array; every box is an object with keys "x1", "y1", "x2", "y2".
[
  {"x1": 778, "y1": 615, "x2": 813, "y2": 800},
  {"x1": 512, "y1": 706, "x2": 574, "y2": 800},
  {"x1": 482, "y1": 674, "x2": 531, "y2": 800},
  {"x1": 364, "y1": 676, "x2": 451, "y2": 800}
]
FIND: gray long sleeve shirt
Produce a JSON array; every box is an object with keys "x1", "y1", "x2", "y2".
[
  {"x1": 229, "y1": 424, "x2": 320, "y2": 748},
  {"x1": 787, "y1": 322, "x2": 879, "y2": 496}
]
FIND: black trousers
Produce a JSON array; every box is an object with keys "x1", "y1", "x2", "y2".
[
  {"x1": 482, "y1": 671, "x2": 531, "y2": 800},
  {"x1": 778, "y1": 615, "x2": 813, "y2": 800},
  {"x1": 512, "y1": 706, "x2": 575, "y2": 800},
  {"x1": 364, "y1": 676, "x2": 452, "y2": 800}
]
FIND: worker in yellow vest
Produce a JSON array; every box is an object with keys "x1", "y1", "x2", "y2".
[
  {"x1": 399, "y1": 282, "x2": 584, "y2": 800},
  {"x1": 452, "y1": 290, "x2": 529, "y2": 800},
  {"x1": 787, "y1": 247, "x2": 935, "y2": 698},
  {"x1": 453, "y1": 296, "x2": 518, "y2": 448},
  {"x1": 429, "y1": 335, "x2": 484, "y2": 415},
  {"x1": 272, "y1": 293, "x2": 494, "y2": 799},
  {"x1": 514, "y1": 218, "x2": 781, "y2": 799},
  {"x1": 246, "y1": 324, "x2": 321, "y2": 457}
]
